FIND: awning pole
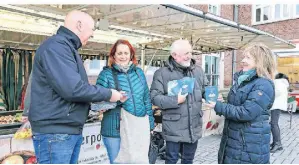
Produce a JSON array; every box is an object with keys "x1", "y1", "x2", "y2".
[
  {"x1": 162, "y1": 4, "x2": 293, "y2": 48},
  {"x1": 232, "y1": 4, "x2": 238, "y2": 84},
  {"x1": 145, "y1": 49, "x2": 158, "y2": 73},
  {"x1": 141, "y1": 45, "x2": 145, "y2": 70}
]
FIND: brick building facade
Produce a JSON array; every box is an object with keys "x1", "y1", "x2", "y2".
[{"x1": 191, "y1": 4, "x2": 299, "y2": 88}]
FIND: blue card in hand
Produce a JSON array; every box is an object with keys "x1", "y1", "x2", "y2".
[
  {"x1": 205, "y1": 86, "x2": 218, "y2": 103},
  {"x1": 167, "y1": 77, "x2": 195, "y2": 96},
  {"x1": 122, "y1": 91, "x2": 131, "y2": 99}
]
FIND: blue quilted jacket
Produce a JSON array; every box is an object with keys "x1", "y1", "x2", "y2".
[
  {"x1": 214, "y1": 71, "x2": 275, "y2": 164},
  {"x1": 96, "y1": 64, "x2": 155, "y2": 137}
]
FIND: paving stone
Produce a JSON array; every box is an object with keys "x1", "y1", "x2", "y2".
[
  {"x1": 282, "y1": 158, "x2": 296, "y2": 164},
  {"x1": 273, "y1": 157, "x2": 286, "y2": 164},
  {"x1": 291, "y1": 158, "x2": 299, "y2": 164}
]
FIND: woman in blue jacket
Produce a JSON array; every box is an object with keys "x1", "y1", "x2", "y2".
[
  {"x1": 207, "y1": 43, "x2": 276, "y2": 164},
  {"x1": 96, "y1": 39, "x2": 154, "y2": 164}
]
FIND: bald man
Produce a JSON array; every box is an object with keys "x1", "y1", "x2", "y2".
[
  {"x1": 29, "y1": 11, "x2": 124, "y2": 164},
  {"x1": 150, "y1": 39, "x2": 208, "y2": 164}
]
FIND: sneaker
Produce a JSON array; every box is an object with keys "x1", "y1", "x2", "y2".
[
  {"x1": 270, "y1": 144, "x2": 283, "y2": 153},
  {"x1": 270, "y1": 142, "x2": 274, "y2": 148}
]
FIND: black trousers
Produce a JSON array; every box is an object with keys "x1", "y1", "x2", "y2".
[
  {"x1": 270, "y1": 109, "x2": 282, "y2": 145},
  {"x1": 165, "y1": 140, "x2": 198, "y2": 164}
]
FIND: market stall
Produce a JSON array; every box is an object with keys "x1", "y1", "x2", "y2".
[
  {"x1": 0, "y1": 122, "x2": 109, "y2": 164},
  {"x1": 0, "y1": 4, "x2": 296, "y2": 164},
  {"x1": 274, "y1": 44, "x2": 299, "y2": 109}
]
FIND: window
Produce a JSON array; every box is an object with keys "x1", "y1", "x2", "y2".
[
  {"x1": 283, "y1": 4, "x2": 289, "y2": 18},
  {"x1": 275, "y1": 4, "x2": 280, "y2": 19},
  {"x1": 256, "y1": 8, "x2": 261, "y2": 22},
  {"x1": 253, "y1": 4, "x2": 299, "y2": 25},
  {"x1": 263, "y1": 6, "x2": 270, "y2": 21},
  {"x1": 296, "y1": 4, "x2": 299, "y2": 15},
  {"x1": 208, "y1": 4, "x2": 220, "y2": 16},
  {"x1": 204, "y1": 55, "x2": 220, "y2": 86}
]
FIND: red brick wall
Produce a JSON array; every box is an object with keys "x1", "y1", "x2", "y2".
[
  {"x1": 254, "y1": 20, "x2": 299, "y2": 40},
  {"x1": 221, "y1": 5, "x2": 234, "y2": 21},
  {"x1": 189, "y1": 4, "x2": 234, "y2": 21},
  {"x1": 224, "y1": 51, "x2": 233, "y2": 86},
  {"x1": 221, "y1": 5, "x2": 235, "y2": 87},
  {"x1": 189, "y1": 4, "x2": 208, "y2": 13},
  {"x1": 238, "y1": 5, "x2": 299, "y2": 40},
  {"x1": 238, "y1": 5, "x2": 252, "y2": 26}
]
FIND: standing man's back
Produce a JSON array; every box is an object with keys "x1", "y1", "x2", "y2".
[{"x1": 29, "y1": 10, "x2": 123, "y2": 164}]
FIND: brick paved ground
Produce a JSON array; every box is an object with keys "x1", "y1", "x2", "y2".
[{"x1": 156, "y1": 111, "x2": 299, "y2": 164}]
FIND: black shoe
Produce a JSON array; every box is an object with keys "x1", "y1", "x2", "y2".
[
  {"x1": 270, "y1": 142, "x2": 274, "y2": 148},
  {"x1": 270, "y1": 144, "x2": 283, "y2": 153}
]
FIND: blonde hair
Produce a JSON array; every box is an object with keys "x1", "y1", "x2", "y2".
[{"x1": 242, "y1": 43, "x2": 277, "y2": 80}]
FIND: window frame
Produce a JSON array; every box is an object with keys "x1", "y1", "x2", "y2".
[
  {"x1": 252, "y1": 4, "x2": 297, "y2": 25},
  {"x1": 202, "y1": 53, "x2": 220, "y2": 86},
  {"x1": 208, "y1": 4, "x2": 221, "y2": 16}
]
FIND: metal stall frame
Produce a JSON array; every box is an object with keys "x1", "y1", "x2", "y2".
[{"x1": 0, "y1": 4, "x2": 296, "y2": 72}]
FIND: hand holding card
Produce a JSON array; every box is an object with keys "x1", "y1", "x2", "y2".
[
  {"x1": 91, "y1": 102, "x2": 117, "y2": 111},
  {"x1": 120, "y1": 91, "x2": 129, "y2": 103},
  {"x1": 204, "y1": 86, "x2": 219, "y2": 104}
]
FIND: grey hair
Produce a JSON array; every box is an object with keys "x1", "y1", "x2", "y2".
[{"x1": 170, "y1": 39, "x2": 192, "y2": 55}]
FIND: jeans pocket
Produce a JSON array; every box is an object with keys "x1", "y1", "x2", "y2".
[
  {"x1": 52, "y1": 134, "x2": 71, "y2": 142},
  {"x1": 32, "y1": 135, "x2": 41, "y2": 163},
  {"x1": 32, "y1": 134, "x2": 40, "y2": 141},
  {"x1": 48, "y1": 134, "x2": 74, "y2": 163}
]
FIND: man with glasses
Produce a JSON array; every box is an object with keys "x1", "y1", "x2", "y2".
[
  {"x1": 29, "y1": 10, "x2": 124, "y2": 164},
  {"x1": 150, "y1": 39, "x2": 208, "y2": 164}
]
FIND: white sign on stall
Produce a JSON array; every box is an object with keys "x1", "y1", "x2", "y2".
[
  {"x1": 0, "y1": 137, "x2": 11, "y2": 158},
  {"x1": 78, "y1": 122, "x2": 109, "y2": 164},
  {"x1": 84, "y1": 59, "x2": 107, "y2": 76},
  {"x1": 11, "y1": 138, "x2": 34, "y2": 152},
  {"x1": 0, "y1": 122, "x2": 109, "y2": 164}
]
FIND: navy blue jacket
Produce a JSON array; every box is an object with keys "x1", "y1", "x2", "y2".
[
  {"x1": 215, "y1": 72, "x2": 275, "y2": 164},
  {"x1": 97, "y1": 64, "x2": 154, "y2": 137},
  {"x1": 29, "y1": 26, "x2": 112, "y2": 134}
]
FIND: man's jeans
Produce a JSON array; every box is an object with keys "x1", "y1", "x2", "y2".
[
  {"x1": 165, "y1": 140, "x2": 198, "y2": 164},
  {"x1": 32, "y1": 133, "x2": 83, "y2": 164},
  {"x1": 102, "y1": 136, "x2": 121, "y2": 164}
]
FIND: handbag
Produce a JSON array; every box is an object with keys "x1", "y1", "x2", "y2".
[{"x1": 148, "y1": 134, "x2": 159, "y2": 164}]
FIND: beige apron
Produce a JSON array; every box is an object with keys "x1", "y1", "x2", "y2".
[{"x1": 114, "y1": 108, "x2": 150, "y2": 164}]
